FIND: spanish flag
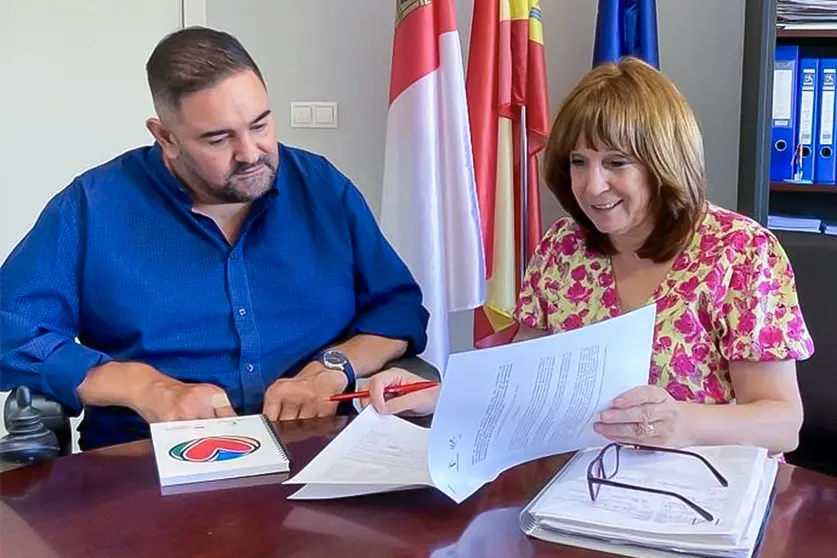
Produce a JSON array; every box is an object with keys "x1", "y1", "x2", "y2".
[
  {"x1": 468, "y1": 0, "x2": 550, "y2": 348},
  {"x1": 380, "y1": 0, "x2": 486, "y2": 372}
]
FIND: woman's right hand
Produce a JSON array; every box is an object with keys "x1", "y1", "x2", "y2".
[{"x1": 360, "y1": 367, "x2": 440, "y2": 416}]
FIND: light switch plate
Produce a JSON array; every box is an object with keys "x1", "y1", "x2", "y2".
[
  {"x1": 312, "y1": 102, "x2": 337, "y2": 127},
  {"x1": 290, "y1": 103, "x2": 313, "y2": 127},
  {"x1": 290, "y1": 102, "x2": 338, "y2": 128}
]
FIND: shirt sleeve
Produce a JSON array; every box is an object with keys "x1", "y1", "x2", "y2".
[
  {"x1": 339, "y1": 177, "x2": 430, "y2": 356},
  {"x1": 717, "y1": 230, "x2": 815, "y2": 362},
  {"x1": 0, "y1": 187, "x2": 112, "y2": 414}
]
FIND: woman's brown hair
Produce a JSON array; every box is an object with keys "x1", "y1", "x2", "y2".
[{"x1": 543, "y1": 57, "x2": 707, "y2": 262}]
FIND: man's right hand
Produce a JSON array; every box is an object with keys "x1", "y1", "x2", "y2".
[{"x1": 79, "y1": 361, "x2": 235, "y2": 423}]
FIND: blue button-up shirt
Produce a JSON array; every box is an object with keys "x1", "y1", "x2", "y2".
[{"x1": 1, "y1": 143, "x2": 429, "y2": 449}]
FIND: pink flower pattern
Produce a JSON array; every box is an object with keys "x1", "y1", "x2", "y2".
[
  {"x1": 514, "y1": 204, "x2": 815, "y2": 404},
  {"x1": 571, "y1": 264, "x2": 587, "y2": 281}
]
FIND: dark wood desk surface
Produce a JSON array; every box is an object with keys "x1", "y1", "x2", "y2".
[{"x1": 1, "y1": 416, "x2": 836, "y2": 558}]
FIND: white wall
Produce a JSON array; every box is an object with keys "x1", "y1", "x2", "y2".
[
  {"x1": 0, "y1": 0, "x2": 183, "y2": 445},
  {"x1": 0, "y1": 0, "x2": 183, "y2": 260},
  {"x1": 206, "y1": 0, "x2": 746, "y2": 353}
]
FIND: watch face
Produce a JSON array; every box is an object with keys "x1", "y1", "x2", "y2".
[{"x1": 322, "y1": 350, "x2": 347, "y2": 368}]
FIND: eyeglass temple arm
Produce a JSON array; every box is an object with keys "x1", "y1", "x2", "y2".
[{"x1": 591, "y1": 478, "x2": 715, "y2": 522}]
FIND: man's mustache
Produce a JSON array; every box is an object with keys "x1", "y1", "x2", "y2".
[{"x1": 231, "y1": 158, "x2": 273, "y2": 176}]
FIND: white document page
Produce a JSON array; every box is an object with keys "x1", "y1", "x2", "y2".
[
  {"x1": 427, "y1": 304, "x2": 657, "y2": 503},
  {"x1": 285, "y1": 408, "x2": 433, "y2": 499}
]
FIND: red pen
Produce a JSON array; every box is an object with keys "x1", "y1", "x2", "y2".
[{"x1": 329, "y1": 381, "x2": 439, "y2": 402}]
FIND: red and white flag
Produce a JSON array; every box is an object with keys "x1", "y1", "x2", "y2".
[{"x1": 380, "y1": 0, "x2": 485, "y2": 372}]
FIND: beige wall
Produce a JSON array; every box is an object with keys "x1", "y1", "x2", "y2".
[{"x1": 206, "y1": 0, "x2": 746, "y2": 353}]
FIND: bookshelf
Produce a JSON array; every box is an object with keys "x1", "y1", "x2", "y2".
[
  {"x1": 769, "y1": 24, "x2": 837, "y2": 225},
  {"x1": 738, "y1": 1, "x2": 837, "y2": 225},
  {"x1": 738, "y1": 0, "x2": 837, "y2": 477},
  {"x1": 770, "y1": 24, "x2": 837, "y2": 225},
  {"x1": 770, "y1": 182, "x2": 837, "y2": 193},
  {"x1": 776, "y1": 27, "x2": 837, "y2": 40}
]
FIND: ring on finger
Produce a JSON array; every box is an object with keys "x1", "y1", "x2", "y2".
[{"x1": 633, "y1": 421, "x2": 655, "y2": 438}]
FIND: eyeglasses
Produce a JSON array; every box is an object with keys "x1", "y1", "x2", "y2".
[{"x1": 586, "y1": 443, "x2": 729, "y2": 522}]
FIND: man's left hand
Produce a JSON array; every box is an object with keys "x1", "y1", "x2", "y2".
[
  {"x1": 262, "y1": 362, "x2": 348, "y2": 421},
  {"x1": 593, "y1": 385, "x2": 693, "y2": 448}
]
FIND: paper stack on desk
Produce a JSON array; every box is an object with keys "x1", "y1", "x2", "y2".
[
  {"x1": 519, "y1": 445, "x2": 778, "y2": 558},
  {"x1": 284, "y1": 304, "x2": 657, "y2": 503}
]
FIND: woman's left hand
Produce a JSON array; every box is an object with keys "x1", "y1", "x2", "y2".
[{"x1": 594, "y1": 385, "x2": 693, "y2": 448}]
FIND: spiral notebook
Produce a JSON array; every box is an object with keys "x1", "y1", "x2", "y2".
[{"x1": 150, "y1": 414, "x2": 290, "y2": 487}]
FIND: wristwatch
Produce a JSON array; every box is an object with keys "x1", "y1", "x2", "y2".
[{"x1": 316, "y1": 348, "x2": 356, "y2": 393}]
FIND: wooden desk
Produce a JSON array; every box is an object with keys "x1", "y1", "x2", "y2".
[{"x1": 1, "y1": 416, "x2": 836, "y2": 557}]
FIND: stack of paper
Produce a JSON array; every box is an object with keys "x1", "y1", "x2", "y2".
[
  {"x1": 768, "y1": 214, "x2": 823, "y2": 233},
  {"x1": 520, "y1": 445, "x2": 778, "y2": 558},
  {"x1": 778, "y1": 0, "x2": 837, "y2": 24}
]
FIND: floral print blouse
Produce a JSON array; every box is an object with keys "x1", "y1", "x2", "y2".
[{"x1": 514, "y1": 204, "x2": 815, "y2": 404}]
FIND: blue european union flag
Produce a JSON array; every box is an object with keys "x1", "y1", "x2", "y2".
[{"x1": 592, "y1": 0, "x2": 659, "y2": 69}]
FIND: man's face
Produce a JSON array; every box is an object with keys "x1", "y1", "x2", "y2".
[{"x1": 154, "y1": 69, "x2": 280, "y2": 204}]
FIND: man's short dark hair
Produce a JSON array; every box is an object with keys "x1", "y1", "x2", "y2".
[{"x1": 146, "y1": 26, "x2": 265, "y2": 111}]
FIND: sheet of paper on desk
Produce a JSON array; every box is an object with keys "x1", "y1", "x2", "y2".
[
  {"x1": 286, "y1": 409, "x2": 434, "y2": 499},
  {"x1": 428, "y1": 303, "x2": 657, "y2": 503},
  {"x1": 285, "y1": 304, "x2": 656, "y2": 502}
]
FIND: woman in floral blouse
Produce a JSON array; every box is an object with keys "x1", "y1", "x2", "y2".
[{"x1": 366, "y1": 58, "x2": 813, "y2": 456}]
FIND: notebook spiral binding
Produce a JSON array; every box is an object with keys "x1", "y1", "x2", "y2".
[{"x1": 259, "y1": 414, "x2": 292, "y2": 463}]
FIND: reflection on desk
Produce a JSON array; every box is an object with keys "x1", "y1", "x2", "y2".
[
  {"x1": 430, "y1": 507, "x2": 535, "y2": 558},
  {"x1": 283, "y1": 504, "x2": 414, "y2": 553}
]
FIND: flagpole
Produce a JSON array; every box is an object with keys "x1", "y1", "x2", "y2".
[{"x1": 520, "y1": 105, "x2": 529, "y2": 286}]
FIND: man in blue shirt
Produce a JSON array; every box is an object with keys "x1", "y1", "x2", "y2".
[{"x1": 0, "y1": 27, "x2": 429, "y2": 450}]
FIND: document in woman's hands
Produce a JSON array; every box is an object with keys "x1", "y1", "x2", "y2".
[{"x1": 283, "y1": 304, "x2": 657, "y2": 503}]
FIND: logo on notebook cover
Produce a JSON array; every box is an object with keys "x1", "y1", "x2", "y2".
[{"x1": 169, "y1": 436, "x2": 261, "y2": 463}]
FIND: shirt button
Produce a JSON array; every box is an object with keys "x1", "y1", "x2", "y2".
[
  {"x1": 238, "y1": 307, "x2": 247, "y2": 316},
  {"x1": 245, "y1": 363, "x2": 254, "y2": 373}
]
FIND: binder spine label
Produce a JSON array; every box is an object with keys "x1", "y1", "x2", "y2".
[
  {"x1": 773, "y1": 65, "x2": 795, "y2": 126},
  {"x1": 820, "y1": 69, "x2": 835, "y2": 146},
  {"x1": 800, "y1": 69, "x2": 817, "y2": 144}
]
